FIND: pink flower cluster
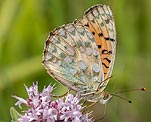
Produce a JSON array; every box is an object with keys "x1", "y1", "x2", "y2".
[{"x1": 13, "y1": 82, "x2": 93, "y2": 122}]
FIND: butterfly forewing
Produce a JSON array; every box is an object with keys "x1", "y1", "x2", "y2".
[
  {"x1": 42, "y1": 4, "x2": 116, "y2": 94},
  {"x1": 79, "y1": 4, "x2": 116, "y2": 88}
]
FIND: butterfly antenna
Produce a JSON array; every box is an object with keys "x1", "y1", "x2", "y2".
[
  {"x1": 111, "y1": 87, "x2": 146, "y2": 103},
  {"x1": 110, "y1": 93, "x2": 132, "y2": 103},
  {"x1": 114, "y1": 87, "x2": 146, "y2": 94}
]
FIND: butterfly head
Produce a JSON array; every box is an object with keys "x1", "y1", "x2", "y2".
[
  {"x1": 99, "y1": 91, "x2": 112, "y2": 104},
  {"x1": 82, "y1": 90, "x2": 112, "y2": 104}
]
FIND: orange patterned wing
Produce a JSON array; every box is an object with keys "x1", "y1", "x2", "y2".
[{"x1": 76, "y1": 4, "x2": 116, "y2": 88}]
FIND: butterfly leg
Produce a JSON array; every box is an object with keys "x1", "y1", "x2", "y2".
[
  {"x1": 96, "y1": 104, "x2": 107, "y2": 121},
  {"x1": 96, "y1": 76, "x2": 112, "y2": 91},
  {"x1": 52, "y1": 89, "x2": 70, "y2": 98},
  {"x1": 83, "y1": 100, "x2": 87, "y2": 105},
  {"x1": 82, "y1": 101, "x2": 98, "y2": 113}
]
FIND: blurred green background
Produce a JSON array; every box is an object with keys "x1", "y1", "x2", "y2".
[{"x1": 0, "y1": 0, "x2": 150, "y2": 122}]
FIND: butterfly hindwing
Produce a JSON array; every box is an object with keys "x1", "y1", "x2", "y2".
[{"x1": 42, "y1": 23, "x2": 105, "y2": 93}]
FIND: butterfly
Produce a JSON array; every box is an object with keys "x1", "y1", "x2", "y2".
[{"x1": 42, "y1": 4, "x2": 116, "y2": 104}]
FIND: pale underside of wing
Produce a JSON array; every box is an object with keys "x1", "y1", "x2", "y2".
[
  {"x1": 77, "y1": 4, "x2": 116, "y2": 89},
  {"x1": 42, "y1": 4, "x2": 116, "y2": 93},
  {"x1": 42, "y1": 23, "x2": 105, "y2": 93}
]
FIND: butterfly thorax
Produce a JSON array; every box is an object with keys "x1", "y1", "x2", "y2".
[{"x1": 80, "y1": 90, "x2": 112, "y2": 104}]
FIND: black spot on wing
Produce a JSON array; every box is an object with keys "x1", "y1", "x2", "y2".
[
  {"x1": 85, "y1": 23, "x2": 89, "y2": 27},
  {"x1": 103, "y1": 58, "x2": 111, "y2": 63},
  {"x1": 104, "y1": 37, "x2": 115, "y2": 42},
  {"x1": 98, "y1": 33, "x2": 103, "y2": 37},
  {"x1": 92, "y1": 31, "x2": 95, "y2": 35},
  {"x1": 98, "y1": 45, "x2": 102, "y2": 49},
  {"x1": 102, "y1": 63, "x2": 109, "y2": 68},
  {"x1": 102, "y1": 49, "x2": 112, "y2": 55}
]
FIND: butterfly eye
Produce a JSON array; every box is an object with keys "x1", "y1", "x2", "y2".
[{"x1": 103, "y1": 93, "x2": 110, "y2": 100}]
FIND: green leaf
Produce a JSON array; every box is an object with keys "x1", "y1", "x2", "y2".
[{"x1": 10, "y1": 107, "x2": 19, "y2": 122}]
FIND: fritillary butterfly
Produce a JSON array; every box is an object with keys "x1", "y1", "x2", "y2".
[{"x1": 42, "y1": 4, "x2": 116, "y2": 104}]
